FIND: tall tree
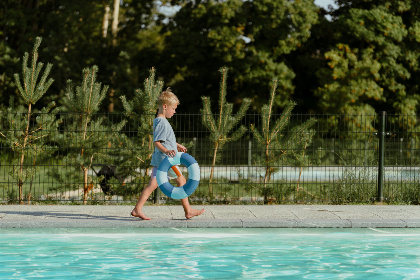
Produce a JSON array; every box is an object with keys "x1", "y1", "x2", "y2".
[
  {"x1": 250, "y1": 81, "x2": 316, "y2": 202},
  {"x1": 160, "y1": 0, "x2": 318, "y2": 112},
  {"x1": 0, "y1": 0, "x2": 157, "y2": 112},
  {"x1": 1, "y1": 37, "x2": 57, "y2": 204},
  {"x1": 316, "y1": 0, "x2": 420, "y2": 127},
  {"x1": 119, "y1": 67, "x2": 163, "y2": 193},
  {"x1": 201, "y1": 67, "x2": 251, "y2": 197},
  {"x1": 48, "y1": 66, "x2": 125, "y2": 204}
]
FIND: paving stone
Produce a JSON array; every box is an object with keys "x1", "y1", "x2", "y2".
[
  {"x1": 243, "y1": 205, "x2": 296, "y2": 219},
  {"x1": 204, "y1": 205, "x2": 256, "y2": 219},
  {"x1": 167, "y1": 205, "x2": 208, "y2": 220},
  {"x1": 405, "y1": 219, "x2": 420, "y2": 228},
  {"x1": 289, "y1": 208, "x2": 339, "y2": 219},
  {"x1": 294, "y1": 219, "x2": 352, "y2": 228},
  {"x1": 0, "y1": 205, "x2": 419, "y2": 228},
  {"x1": 186, "y1": 219, "x2": 243, "y2": 228},
  {"x1": 242, "y1": 219, "x2": 298, "y2": 228},
  {"x1": 349, "y1": 219, "x2": 407, "y2": 228}
]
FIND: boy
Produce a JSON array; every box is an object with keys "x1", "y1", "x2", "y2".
[{"x1": 131, "y1": 88, "x2": 205, "y2": 220}]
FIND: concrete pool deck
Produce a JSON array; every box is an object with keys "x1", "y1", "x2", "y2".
[{"x1": 1, "y1": 205, "x2": 420, "y2": 228}]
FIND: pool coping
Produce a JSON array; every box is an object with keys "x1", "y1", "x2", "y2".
[
  {"x1": 2, "y1": 219, "x2": 420, "y2": 229},
  {"x1": 1, "y1": 205, "x2": 420, "y2": 228}
]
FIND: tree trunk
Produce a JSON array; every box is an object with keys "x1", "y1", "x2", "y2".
[
  {"x1": 111, "y1": 0, "x2": 119, "y2": 45},
  {"x1": 83, "y1": 168, "x2": 88, "y2": 204},
  {"x1": 296, "y1": 167, "x2": 303, "y2": 201},
  {"x1": 81, "y1": 114, "x2": 90, "y2": 204},
  {"x1": 28, "y1": 158, "x2": 37, "y2": 205},
  {"x1": 262, "y1": 142, "x2": 270, "y2": 202},
  {"x1": 108, "y1": 89, "x2": 114, "y2": 113},
  {"x1": 296, "y1": 140, "x2": 308, "y2": 201},
  {"x1": 19, "y1": 103, "x2": 32, "y2": 204},
  {"x1": 209, "y1": 141, "x2": 219, "y2": 197},
  {"x1": 263, "y1": 166, "x2": 270, "y2": 202},
  {"x1": 18, "y1": 179, "x2": 23, "y2": 205},
  {"x1": 102, "y1": 4, "x2": 110, "y2": 38}
]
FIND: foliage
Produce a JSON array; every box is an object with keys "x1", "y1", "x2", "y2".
[
  {"x1": 2, "y1": 1, "x2": 420, "y2": 205},
  {"x1": 48, "y1": 66, "x2": 125, "y2": 204},
  {"x1": 119, "y1": 67, "x2": 164, "y2": 188},
  {"x1": 1, "y1": 104, "x2": 58, "y2": 204},
  {"x1": 250, "y1": 79, "x2": 316, "y2": 201},
  {"x1": 0, "y1": 41, "x2": 19, "y2": 109},
  {"x1": 161, "y1": 0, "x2": 318, "y2": 110},
  {"x1": 1, "y1": 0, "x2": 420, "y2": 120},
  {"x1": 0, "y1": 37, "x2": 57, "y2": 204},
  {"x1": 201, "y1": 67, "x2": 251, "y2": 196},
  {"x1": 13, "y1": 37, "x2": 54, "y2": 107},
  {"x1": 316, "y1": 0, "x2": 420, "y2": 129},
  {"x1": 0, "y1": 0, "x2": 156, "y2": 111},
  {"x1": 328, "y1": 167, "x2": 377, "y2": 204}
]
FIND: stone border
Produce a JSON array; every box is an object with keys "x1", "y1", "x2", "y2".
[{"x1": 2, "y1": 219, "x2": 420, "y2": 228}]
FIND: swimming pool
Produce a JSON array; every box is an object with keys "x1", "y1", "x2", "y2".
[{"x1": 1, "y1": 228, "x2": 420, "y2": 279}]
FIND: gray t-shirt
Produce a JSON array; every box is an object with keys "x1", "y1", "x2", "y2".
[{"x1": 151, "y1": 117, "x2": 177, "y2": 166}]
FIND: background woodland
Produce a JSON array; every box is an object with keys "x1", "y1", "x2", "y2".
[{"x1": 1, "y1": 0, "x2": 420, "y2": 118}]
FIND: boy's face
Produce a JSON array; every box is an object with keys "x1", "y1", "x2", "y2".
[{"x1": 163, "y1": 103, "x2": 177, "y2": 118}]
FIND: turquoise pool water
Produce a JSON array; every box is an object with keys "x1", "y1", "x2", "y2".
[{"x1": 1, "y1": 228, "x2": 420, "y2": 279}]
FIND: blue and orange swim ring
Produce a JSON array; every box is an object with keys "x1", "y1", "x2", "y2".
[{"x1": 156, "y1": 152, "x2": 200, "y2": 199}]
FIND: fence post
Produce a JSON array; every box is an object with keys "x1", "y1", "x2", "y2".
[
  {"x1": 377, "y1": 111, "x2": 386, "y2": 202},
  {"x1": 411, "y1": 138, "x2": 415, "y2": 165},
  {"x1": 400, "y1": 137, "x2": 404, "y2": 165},
  {"x1": 153, "y1": 189, "x2": 159, "y2": 204},
  {"x1": 364, "y1": 140, "x2": 368, "y2": 166},
  {"x1": 248, "y1": 140, "x2": 252, "y2": 179}
]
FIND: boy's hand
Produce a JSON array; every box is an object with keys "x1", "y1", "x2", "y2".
[
  {"x1": 165, "y1": 150, "x2": 177, "y2": 157},
  {"x1": 177, "y1": 143, "x2": 187, "y2": 152}
]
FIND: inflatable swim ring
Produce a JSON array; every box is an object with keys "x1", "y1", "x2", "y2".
[{"x1": 156, "y1": 152, "x2": 200, "y2": 199}]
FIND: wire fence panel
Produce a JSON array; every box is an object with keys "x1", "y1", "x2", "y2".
[
  {"x1": 0, "y1": 112, "x2": 418, "y2": 204},
  {"x1": 382, "y1": 114, "x2": 420, "y2": 203}
]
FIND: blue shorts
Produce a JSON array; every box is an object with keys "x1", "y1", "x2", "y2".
[{"x1": 151, "y1": 165, "x2": 181, "y2": 179}]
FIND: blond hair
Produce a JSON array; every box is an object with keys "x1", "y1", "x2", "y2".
[{"x1": 157, "y1": 88, "x2": 180, "y2": 107}]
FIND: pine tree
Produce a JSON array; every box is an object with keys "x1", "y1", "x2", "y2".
[
  {"x1": 49, "y1": 66, "x2": 125, "y2": 204},
  {"x1": 1, "y1": 37, "x2": 56, "y2": 204},
  {"x1": 201, "y1": 67, "x2": 251, "y2": 197},
  {"x1": 119, "y1": 67, "x2": 163, "y2": 192},
  {"x1": 250, "y1": 79, "x2": 316, "y2": 202}
]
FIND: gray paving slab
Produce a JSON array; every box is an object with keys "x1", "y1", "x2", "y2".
[
  {"x1": 405, "y1": 219, "x2": 420, "y2": 228},
  {"x1": 167, "y1": 205, "x2": 208, "y2": 220},
  {"x1": 242, "y1": 205, "x2": 296, "y2": 219},
  {"x1": 1, "y1": 205, "x2": 420, "y2": 228},
  {"x1": 204, "y1": 205, "x2": 257, "y2": 219},
  {"x1": 242, "y1": 219, "x2": 298, "y2": 228},
  {"x1": 186, "y1": 219, "x2": 243, "y2": 228},
  {"x1": 294, "y1": 219, "x2": 352, "y2": 228},
  {"x1": 407, "y1": 209, "x2": 420, "y2": 216},
  {"x1": 349, "y1": 219, "x2": 408, "y2": 228},
  {"x1": 133, "y1": 220, "x2": 188, "y2": 228},
  {"x1": 289, "y1": 208, "x2": 339, "y2": 219}
]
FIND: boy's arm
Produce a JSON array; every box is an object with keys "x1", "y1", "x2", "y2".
[
  {"x1": 177, "y1": 143, "x2": 187, "y2": 152},
  {"x1": 154, "y1": 141, "x2": 177, "y2": 157}
]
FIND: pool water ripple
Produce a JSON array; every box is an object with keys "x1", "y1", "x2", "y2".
[{"x1": 1, "y1": 228, "x2": 420, "y2": 279}]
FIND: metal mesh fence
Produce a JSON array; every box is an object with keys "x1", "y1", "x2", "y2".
[{"x1": 0, "y1": 112, "x2": 419, "y2": 204}]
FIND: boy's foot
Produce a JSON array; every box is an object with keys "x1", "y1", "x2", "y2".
[
  {"x1": 185, "y1": 208, "x2": 205, "y2": 219},
  {"x1": 131, "y1": 209, "x2": 151, "y2": 220}
]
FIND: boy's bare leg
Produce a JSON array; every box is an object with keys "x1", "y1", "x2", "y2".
[
  {"x1": 176, "y1": 175, "x2": 205, "y2": 219},
  {"x1": 131, "y1": 178, "x2": 158, "y2": 220}
]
